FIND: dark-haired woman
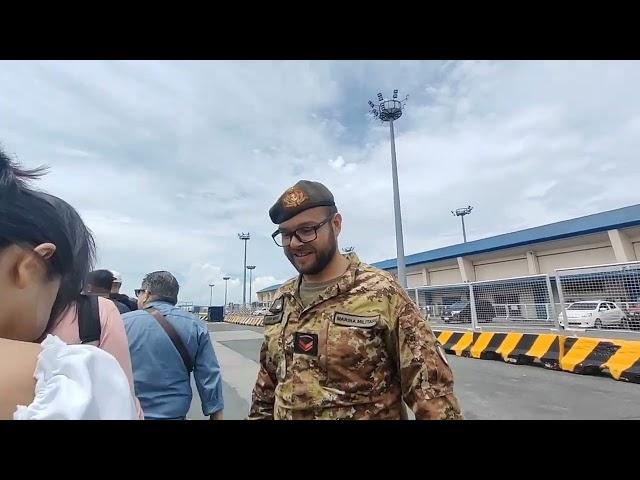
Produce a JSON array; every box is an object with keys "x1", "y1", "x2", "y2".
[{"x1": 0, "y1": 149, "x2": 138, "y2": 419}]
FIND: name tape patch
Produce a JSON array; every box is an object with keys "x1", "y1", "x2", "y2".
[
  {"x1": 263, "y1": 312, "x2": 283, "y2": 325},
  {"x1": 333, "y1": 312, "x2": 379, "y2": 328}
]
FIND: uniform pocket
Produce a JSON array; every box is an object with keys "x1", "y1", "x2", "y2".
[{"x1": 325, "y1": 313, "x2": 386, "y2": 395}]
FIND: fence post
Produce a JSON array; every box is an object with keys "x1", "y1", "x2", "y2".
[
  {"x1": 555, "y1": 270, "x2": 571, "y2": 332},
  {"x1": 545, "y1": 274, "x2": 561, "y2": 331},
  {"x1": 469, "y1": 282, "x2": 479, "y2": 332}
]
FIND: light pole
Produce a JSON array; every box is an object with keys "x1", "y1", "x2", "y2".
[
  {"x1": 223, "y1": 276, "x2": 230, "y2": 310},
  {"x1": 451, "y1": 206, "x2": 473, "y2": 243},
  {"x1": 238, "y1": 232, "x2": 250, "y2": 307},
  {"x1": 369, "y1": 89, "x2": 409, "y2": 288},
  {"x1": 208, "y1": 283, "x2": 215, "y2": 307},
  {"x1": 246, "y1": 265, "x2": 256, "y2": 310}
]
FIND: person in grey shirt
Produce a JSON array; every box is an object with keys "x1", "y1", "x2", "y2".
[{"x1": 123, "y1": 271, "x2": 224, "y2": 420}]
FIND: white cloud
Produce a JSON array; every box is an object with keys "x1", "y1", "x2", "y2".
[{"x1": 2, "y1": 60, "x2": 640, "y2": 304}]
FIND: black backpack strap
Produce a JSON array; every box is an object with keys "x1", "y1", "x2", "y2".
[
  {"x1": 78, "y1": 294, "x2": 102, "y2": 344},
  {"x1": 112, "y1": 299, "x2": 131, "y2": 314},
  {"x1": 145, "y1": 307, "x2": 193, "y2": 374}
]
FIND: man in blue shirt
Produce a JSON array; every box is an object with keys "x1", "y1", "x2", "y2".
[{"x1": 123, "y1": 271, "x2": 224, "y2": 420}]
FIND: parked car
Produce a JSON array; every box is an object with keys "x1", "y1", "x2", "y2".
[
  {"x1": 558, "y1": 301, "x2": 628, "y2": 329},
  {"x1": 253, "y1": 307, "x2": 270, "y2": 316},
  {"x1": 622, "y1": 304, "x2": 640, "y2": 330},
  {"x1": 443, "y1": 300, "x2": 496, "y2": 323}
]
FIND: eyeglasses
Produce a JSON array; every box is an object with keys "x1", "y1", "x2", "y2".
[
  {"x1": 271, "y1": 216, "x2": 333, "y2": 248},
  {"x1": 134, "y1": 289, "x2": 148, "y2": 298}
]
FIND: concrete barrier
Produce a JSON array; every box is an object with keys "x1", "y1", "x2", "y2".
[
  {"x1": 218, "y1": 318, "x2": 640, "y2": 383},
  {"x1": 224, "y1": 314, "x2": 265, "y2": 327},
  {"x1": 434, "y1": 330, "x2": 640, "y2": 384}
]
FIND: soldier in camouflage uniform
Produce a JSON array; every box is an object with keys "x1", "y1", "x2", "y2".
[{"x1": 248, "y1": 180, "x2": 463, "y2": 420}]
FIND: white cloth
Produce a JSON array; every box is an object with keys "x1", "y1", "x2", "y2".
[{"x1": 14, "y1": 335, "x2": 138, "y2": 420}]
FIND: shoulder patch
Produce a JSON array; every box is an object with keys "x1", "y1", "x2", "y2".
[{"x1": 269, "y1": 297, "x2": 284, "y2": 314}]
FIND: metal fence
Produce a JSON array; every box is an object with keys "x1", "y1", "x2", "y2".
[
  {"x1": 225, "y1": 303, "x2": 270, "y2": 316},
  {"x1": 555, "y1": 261, "x2": 640, "y2": 332},
  {"x1": 472, "y1": 275, "x2": 557, "y2": 328},
  {"x1": 413, "y1": 283, "x2": 473, "y2": 329},
  {"x1": 412, "y1": 274, "x2": 557, "y2": 330},
  {"x1": 409, "y1": 261, "x2": 640, "y2": 335}
]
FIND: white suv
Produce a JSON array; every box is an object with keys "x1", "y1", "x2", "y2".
[{"x1": 559, "y1": 301, "x2": 628, "y2": 329}]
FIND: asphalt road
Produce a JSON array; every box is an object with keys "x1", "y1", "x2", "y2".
[{"x1": 186, "y1": 323, "x2": 640, "y2": 420}]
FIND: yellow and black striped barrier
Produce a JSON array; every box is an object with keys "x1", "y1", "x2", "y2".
[
  {"x1": 218, "y1": 318, "x2": 640, "y2": 383},
  {"x1": 223, "y1": 314, "x2": 264, "y2": 327},
  {"x1": 434, "y1": 330, "x2": 640, "y2": 384}
]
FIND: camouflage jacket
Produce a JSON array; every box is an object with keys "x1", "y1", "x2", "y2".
[{"x1": 248, "y1": 253, "x2": 463, "y2": 420}]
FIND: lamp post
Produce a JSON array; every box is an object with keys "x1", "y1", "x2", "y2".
[
  {"x1": 208, "y1": 283, "x2": 215, "y2": 307},
  {"x1": 223, "y1": 276, "x2": 230, "y2": 311},
  {"x1": 451, "y1": 206, "x2": 474, "y2": 243},
  {"x1": 246, "y1": 265, "x2": 256, "y2": 311},
  {"x1": 238, "y1": 233, "x2": 251, "y2": 307},
  {"x1": 368, "y1": 89, "x2": 409, "y2": 288}
]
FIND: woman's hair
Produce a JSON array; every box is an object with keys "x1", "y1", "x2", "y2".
[{"x1": 0, "y1": 147, "x2": 96, "y2": 326}]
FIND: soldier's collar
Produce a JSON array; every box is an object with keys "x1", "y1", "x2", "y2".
[
  {"x1": 290, "y1": 252, "x2": 361, "y2": 299},
  {"x1": 335, "y1": 252, "x2": 360, "y2": 294}
]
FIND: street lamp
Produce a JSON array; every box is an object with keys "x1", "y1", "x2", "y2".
[
  {"x1": 451, "y1": 206, "x2": 473, "y2": 243},
  {"x1": 238, "y1": 232, "x2": 251, "y2": 307},
  {"x1": 208, "y1": 283, "x2": 215, "y2": 307},
  {"x1": 368, "y1": 89, "x2": 409, "y2": 288},
  {"x1": 246, "y1": 265, "x2": 256, "y2": 310},
  {"x1": 223, "y1": 276, "x2": 230, "y2": 310}
]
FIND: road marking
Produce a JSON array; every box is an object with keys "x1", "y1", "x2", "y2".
[
  {"x1": 496, "y1": 333, "x2": 523, "y2": 361},
  {"x1": 452, "y1": 332, "x2": 474, "y2": 355},
  {"x1": 602, "y1": 339, "x2": 640, "y2": 380},
  {"x1": 560, "y1": 337, "x2": 600, "y2": 372},
  {"x1": 470, "y1": 332, "x2": 495, "y2": 359},
  {"x1": 526, "y1": 334, "x2": 557, "y2": 359}
]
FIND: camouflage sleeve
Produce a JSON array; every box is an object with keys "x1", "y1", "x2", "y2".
[
  {"x1": 395, "y1": 299, "x2": 464, "y2": 420},
  {"x1": 247, "y1": 340, "x2": 277, "y2": 420}
]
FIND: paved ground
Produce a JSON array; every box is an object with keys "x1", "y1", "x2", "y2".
[{"x1": 187, "y1": 322, "x2": 640, "y2": 420}]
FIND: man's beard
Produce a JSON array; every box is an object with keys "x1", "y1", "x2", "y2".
[{"x1": 285, "y1": 237, "x2": 338, "y2": 275}]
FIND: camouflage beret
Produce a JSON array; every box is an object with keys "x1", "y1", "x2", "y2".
[{"x1": 269, "y1": 180, "x2": 335, "y2": 224}]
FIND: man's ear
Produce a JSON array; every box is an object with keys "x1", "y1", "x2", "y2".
[{"x1": 332, "y1": 213, "x2": 342, "y2": 237}]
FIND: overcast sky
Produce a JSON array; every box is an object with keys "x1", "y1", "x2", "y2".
[{"x1": 2, "y1": 60, "x2": 639, "y2": 305}]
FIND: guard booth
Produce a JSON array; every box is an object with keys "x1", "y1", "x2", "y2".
[{"x1": 207, "y1": 306, "x2": 224, "y2": 322}]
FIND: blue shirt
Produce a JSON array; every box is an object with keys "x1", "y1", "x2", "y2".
[{"x1": 123, "y1": 301, "x2": 223, "y2": 419}]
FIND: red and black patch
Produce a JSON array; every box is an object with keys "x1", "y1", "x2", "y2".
[{"x1": 294, "y1": 332, "x2": 318, "y2": 356}]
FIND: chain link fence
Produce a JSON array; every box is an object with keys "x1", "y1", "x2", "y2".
[
  {"x1": 556, "y1": 261, "x2": 640, "y2": 332},
  {"x1": 412, "y1": 274, "x2": 557, "y2": 330},
  {"x1": 410, "y1": 261, "x2": 640, "y2": 336},
  {"x1": 412, "y1": 283, "x2": 474, "y2": 330},
  {"x1": 472, "y1": 274, "x2": 557, "y2": 328},
  {"x1": 225, "y1": 303, "x2": 271, "y2": 316}
]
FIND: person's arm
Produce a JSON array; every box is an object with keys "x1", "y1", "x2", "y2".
[
  {"x1": 0, "y1": 338, "x2": 39, "y2": 420},
  {"x1": 393, "y1": 296, "x2": 463, "y2": 420},
  {"x1": 247, "y1": 340, "x2": 277, "y2": 420},
  {"x1": 193, "y1": 324, "x2": 224, "y2": 417},
  {"x1": 97, "y1": 298, "x2": 144, "y2": 420}
]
